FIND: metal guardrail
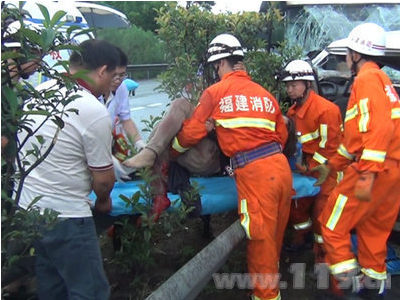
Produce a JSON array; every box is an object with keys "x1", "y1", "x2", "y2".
[
  {"x1": 145, "y1": 219, "x2": 245, "y2": 300},
  {"x1": 126, "y1": 63, "x2": 169, "y2": 79}
]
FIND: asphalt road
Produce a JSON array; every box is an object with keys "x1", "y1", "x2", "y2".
[{"x1": 128, "y1": 79, "x2": 170, "y2": 141}]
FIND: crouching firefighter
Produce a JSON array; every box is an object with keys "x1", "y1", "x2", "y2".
[{"x1": 279, "y1": 59, "x2": 343, "y2": 264}]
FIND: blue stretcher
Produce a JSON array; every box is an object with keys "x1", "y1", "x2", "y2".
[
  {"x1": 89, "y1": 173, "x2": 400, "y2": 275},
  {"x1": 89, "y1": 173, "x2": 320, "y2": 217}
]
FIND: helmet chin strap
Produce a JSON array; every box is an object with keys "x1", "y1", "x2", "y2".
[
  {"x1": 293, "y1": 82, "x2": 310, "y2": 105},
  {"x1": 350, "y1": 51, "x2": 362, "y2": 76},
  {"x1": 212, "y1": 63, "x2": 220, "y2": 82}
]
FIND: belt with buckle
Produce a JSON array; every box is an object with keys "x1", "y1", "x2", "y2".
[{"x1": 230, "y1": 142, "x2": 282, "y2": 170}]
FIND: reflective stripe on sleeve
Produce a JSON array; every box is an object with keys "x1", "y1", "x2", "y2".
[
  {"x1": 319, "y1": 124, "x2": 328, "y2": 148},
  {"x1": 299, "y1": 128, "x2": 319, "y2": 144},
  {"x1": 313, "y1": 151, "x2": 328, "y2": 165},
  {"x1": 326, "y1": 194, "x2": 348, "y2": 231},
  {"x1": 336, "y1": 171, "x2": 344, "y2": 183},
  {"x1": 360, "y1": 149, "x2": 386, "y2": 163},
  {"x1": 337, "y1": 144, "x2": 355, "y2": 160},
  {"x1": 216, "y1": 117, "x2": 276, "y2": 131},
  {"x1": 171, "y1": 136, "x2": 190, "y2": 153},
  {"x1": 345, "y1": 104, "x2": 358, "y2": 123},
  {"x1": 392, "y1": 107, "x2": 400, "y2": 119},
  {"x1": 358, "y1": 98, "x2": 370, "y2": 132}
]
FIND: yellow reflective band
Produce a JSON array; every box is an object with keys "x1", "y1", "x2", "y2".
[
  {"x1": 337, "y1": 144, "x2": 355, "y2": 160},
  {"x1": 345, "y1": 104, "x2": 358, "y2": 123},
  {"x1": 293, "y1": 218, "x2": 312, "y2": 230},
  {"x1": 336, "y1": 171, "x2": 344, "y2": 183},
  {"x1": 330, "y1": 258, "x2": 358, "y2": 275},
  {"x1": 392, "y1": 107, "x2": 400, "y2": 119},
  {"x1": 240, "y1": 199, "x2": 251, "y2": 239},
  {"x1": 361, "y1": 149, "x2": 386, "y2": 163},
  {"x1": 358, "y1": 98, "x2": 369, "y2": 132},
  {"x1": 319, "y1": 124, "x2": 328, "y2": 148},
  {"x1": 361, "y1": 268, "x2": 387, "y2": 280},
  {"x1": 171, "y1": 136, "x2": 190, "y2": 153},
  {"x1": 313, "y1": 151, "x2": 328, "y2": 165},
  {"x1": 252, "y1": 291, "x2": 281, "y2": 300},
  {"x1": 299, "y1": 128, "x2": 319, "y2": 144},
  {"x1": 216, "y1": 117, "x2": 276, "y2": 131},
  {"x1": 326, "y1": 194, "x2": 348, "y2": 231},
  {"x1": 314, "y1": 233, "x2": 324, "y2": 244}
]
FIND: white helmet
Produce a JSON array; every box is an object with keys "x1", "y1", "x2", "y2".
[
  {"x1": 207, "y1": 33, "x2": 244, "y2": 63},
  {"x1": 281, "y1": 60, "x2": 314, "y2": 81},
  {"x1": 347, "y1": 23, "x2": 386, "y2": 56}
]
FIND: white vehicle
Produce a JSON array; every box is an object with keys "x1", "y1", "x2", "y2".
[
  {"x1": 311, "y1": 30, "x2": 400, "y2": 118},
  {"x1": 4, "y1": 1, "x2": 129, "y2": 86}
]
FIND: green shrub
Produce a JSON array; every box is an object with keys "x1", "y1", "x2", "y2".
[
  {"x1": 96, "y1": 26, "x2": 167, "y2": 79},
  {"x1": 155, "y1": 3, "x2": 303, "y2": 107}
]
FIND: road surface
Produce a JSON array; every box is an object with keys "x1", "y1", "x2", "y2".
[{"x1": 128, "y1": 79, "x2": 170, "y2": 141}]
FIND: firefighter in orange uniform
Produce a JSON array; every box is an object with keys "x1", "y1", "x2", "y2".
[
  {"x1": 282, "y1": 60, "x2": 342, "y2": 263},
  {"x1": 171, "y1": 33, "x2": 292, "y2": 300},
  {"x1": 313, "y1": 23, "x2": 400, "y2": 297}
]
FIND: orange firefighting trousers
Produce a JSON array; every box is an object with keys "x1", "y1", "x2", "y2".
[
  {"x1": 235, "y1": 153, "x2": 292, "y2": 300},
  {"x1": 319, "y1": 162, "x2": 400, "y2": 278},
  {"x1": 288, "y1": 158, "x2": 338, "y2": 261}
]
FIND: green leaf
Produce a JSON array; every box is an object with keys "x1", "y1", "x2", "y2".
[
  {"x1": 20, "y1": 28, "x2": 42, "y2": 45},
  {"x1": 2, "y1": 86, "x2": 19, "y2": 115},
  {"x1": 37, "y1": 3, "x2": 50, "y2": 26},
  {"x1": 50, "y1": 10, "x2": 67, "y2": 27},
  {"x1": 51, "y1": 116, "x2": 65, "y2": 129},
  {"x1": 144, "y1": 230, "x2": 151, "y2": 242},
  {"x1": 26, "y1": 196, "x2": 44, "y2": 210},
  {"x1": 35, "y1": 135, "x2": 45, "y2": 145},
  {"x1": 22, "y1": 110, "x2": 51, "y2": 117},
  {"x1": 40, "y1": 28, "x2": 57, "y2": 50},
  {"x1": 1, "y1": 51, "x2": 23, "y2": 61}
]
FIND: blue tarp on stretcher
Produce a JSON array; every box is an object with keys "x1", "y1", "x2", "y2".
[{"x1": 89, "y1": 173, "x2": 320, "y2": 217}]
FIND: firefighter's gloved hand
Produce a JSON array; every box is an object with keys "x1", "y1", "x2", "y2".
[
  {"x1": 354, "y1": 171, "x2": 376, "y2": 202},
  {"x1": 134, "y1": 139, "x2": 146, "y2": 151},
  {"x1": 310, "y1": 164, "x2": 331, "y2": 186},
  {"x1": 112, "y1": 155, "x2": 132, "y2": 182}
]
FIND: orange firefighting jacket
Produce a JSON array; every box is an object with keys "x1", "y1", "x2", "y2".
[
  {"x1": 329, "y1": 61, "x2": 400, "y2": 173},
  {"x1": 171, "y1": 71, "x2": 288, "y2": 158},
  {"x1": 287, "y1": 90, "x2": 342, "y2": 168}
]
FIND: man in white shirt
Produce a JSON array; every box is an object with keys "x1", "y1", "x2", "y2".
[{"x1": 17, "y1": 39, "x2": 119, "y2": 300}]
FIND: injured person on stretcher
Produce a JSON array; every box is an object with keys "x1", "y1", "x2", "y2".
[{"x1": 97, "y1": 95, "x2": 320, "y2": 236}]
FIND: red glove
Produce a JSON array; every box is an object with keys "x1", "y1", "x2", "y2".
[{"x1": 354, "y1": 172, "x2": 376, "y2": 202}]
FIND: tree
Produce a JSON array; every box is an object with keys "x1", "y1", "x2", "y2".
[
  {"x1": 155, "y1": 2, "x2": 303, "y2": 107},
  {"x1": 1, "y1": 2, "x2": 91, "y2": 287},
  {"x1": 97, "y1": 1, "x2": 167, "y2": 32}
]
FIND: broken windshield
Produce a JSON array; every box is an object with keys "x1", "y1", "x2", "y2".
[{"x1": 286, "y1": 3, "x2": 400, "y2": 54}]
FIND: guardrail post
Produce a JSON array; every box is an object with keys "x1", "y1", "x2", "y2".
[{"x1": 145, "y1": 219, "x2": 245, "y2": 300}]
